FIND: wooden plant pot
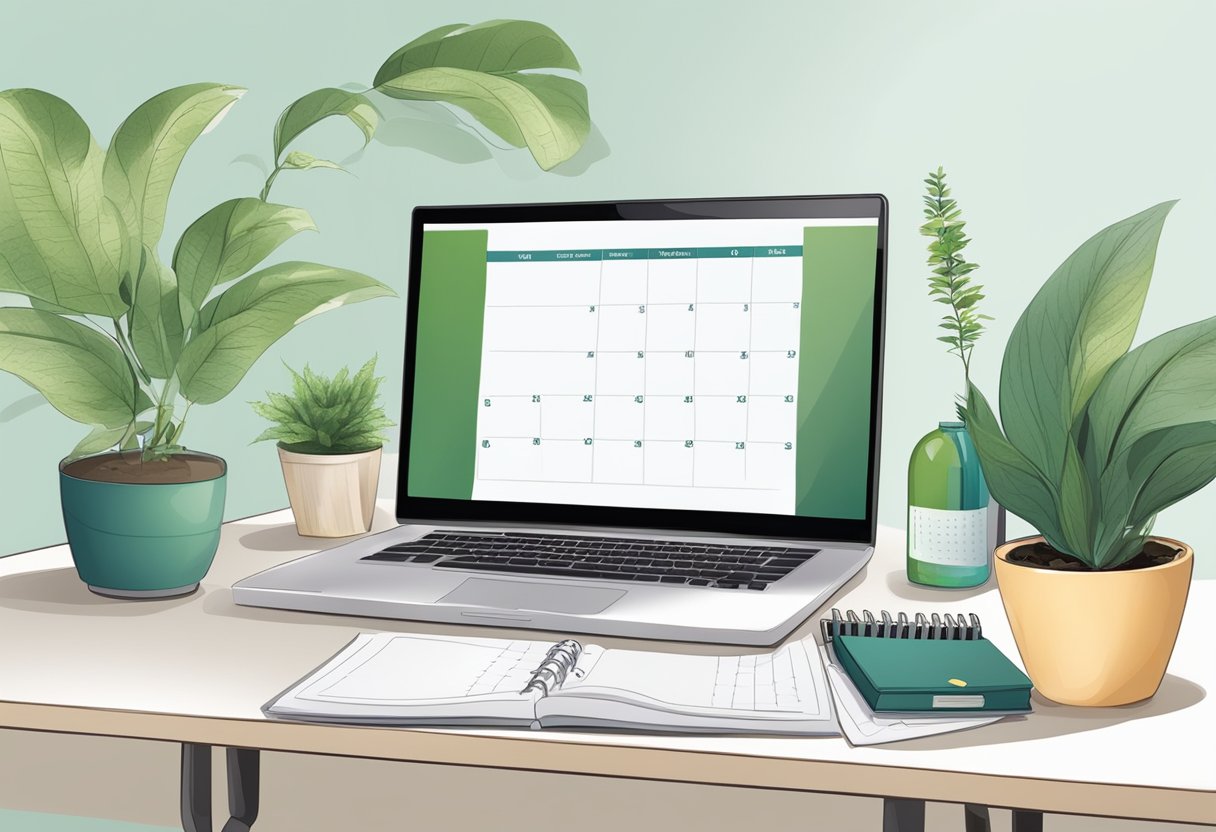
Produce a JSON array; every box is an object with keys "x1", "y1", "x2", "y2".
[
  {"x1": 994, "y1": 535, "x2": 1193, "y2": 706},
  {"x1": 277, "y1": 446, "x2": 382, "y2": 538}
]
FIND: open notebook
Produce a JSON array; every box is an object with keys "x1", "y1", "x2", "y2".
[{"x1": 265, "y1": 632, "x2": 836, "y2": 735}]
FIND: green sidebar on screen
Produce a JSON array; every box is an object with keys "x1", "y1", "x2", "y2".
[
  {"x1": 796, "y1": 225, "x2": 878, "y2": 520},
  {"x1": 407, "y1": 229, "x2": 488, "y2": 500}
]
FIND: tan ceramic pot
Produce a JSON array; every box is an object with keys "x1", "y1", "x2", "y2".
[
  {"x1": 277, "y1": 446, "x2": 381, "y2": 538},
  {"x1": 994, "y1": 535, "x2": 1193, "y2": 706}
]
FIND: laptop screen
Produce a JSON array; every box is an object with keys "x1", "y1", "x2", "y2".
[{"x1": 401, "y1": 196, "x2": 886, "y2": 543}]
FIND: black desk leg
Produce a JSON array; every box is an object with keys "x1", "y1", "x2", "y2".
[
  {"x1": 181, "y1": 743, "x2": 261, "y2": 832},
  {"x1": 964, "y1": 803, "x2": 991, "y2": 832},
  {"x1": 882, "y1": 798, "x2": 925, "y2": 832},
  {"x1": 1012, "y1": 810, "x2": 1044, "y2": 832}
]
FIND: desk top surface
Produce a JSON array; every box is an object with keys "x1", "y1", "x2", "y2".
[{"x1": 0, "y1": 502, "x2": 1211, "y2": 821}]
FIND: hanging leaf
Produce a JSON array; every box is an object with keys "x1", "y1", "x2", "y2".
[
  {"x1": 373, "y1": 20, "x2": 589, "y2": 170},
  {"x1": 965, "y1": 384, "x2": 1068, "y2": 551},
  {"x1": 173, "y1": 197, "x2": 316, "y2": 322},
  {"x1": 177, "y1": 262, "x2": 396, "y2": 404},
  {"x1": 281, "y1": 151, "x2": 346, "y2": 172},
  {"x1": 104, "y1": 83, "x2": 246, "y2": 248},
  {"x1": 272, "y1": 88, "x2": 379, "y2": 162},
  {"x1": 0, "y1": 308, "x2": 151, "y2": 427},
  {"x1": 0, "y1": 89, "x2": 128, "y2": 317}
]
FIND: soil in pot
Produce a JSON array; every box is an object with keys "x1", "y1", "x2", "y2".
[
  {"x1": 63, "y1": 451, "x2": 225, "y2": 484},
  {"x1": 1004, "y1": 539, "x2": 1183, "y2": 572}
]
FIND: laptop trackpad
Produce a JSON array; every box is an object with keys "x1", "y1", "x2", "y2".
[{"x1": 440, "y1": 578, "x2": 625, "y2": 615}]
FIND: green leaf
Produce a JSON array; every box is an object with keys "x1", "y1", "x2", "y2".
[
  {"x1": 1058, "y1": 438, "x2": 1095, "y2": 561},
  {"x1": 966, "y1": 384, "x2": 1068, "y2": 550},
  {"x1": 104, "y1": 83, "x2": 246, "y2": 249},
  {"x1": 998, "y1": 201, "x2": 1175, "y2": 479},
  {"x1": 374, "y1": 20, "x2": 580, "y2": 78},
  {"x1": 1084, "y1": 315, "x2": 1216, "y2": 470},
  {"x1": 1129, "y1": 432, "x2": 1216, "y2": 530},
  {"x1": 129, "y1": 249, "x2": 183, "y2": 379},
  {"x1": 68, "y1": 424, "x2": 129, "y2": 460},
  {"x1": 0, "y1": 308, "x2": 151, "y2": 427},
  {"x1": 281, "y1": 151, "x2": 345, "y2": 172},
  {"x1": 1095, "y1": 421, "x2": 1216, "y2": 563},
  {"x1": 0, "y1": 89, "x2": 127, "y2": 316},
  {"x1": 273, "y1": 88, "x2": 379, "y2": 162},
  {"x1": 373, "y1": 20, "x2": 589, "y2": 171},
  {"x1": 177, "y1": 262, "x2": 396, "y2": 404},
  {"x1": 172, "y1": 198, "x2": 316, "y2": 323}
]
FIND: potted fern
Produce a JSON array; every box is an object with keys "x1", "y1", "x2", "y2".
[
  {"x1": 0, "y1": 20, "x2": 592, "y2": 596},
  {"x1": 967, "y1": 201, "x2": 1212, "y2": 706},
  {"x1": 253, "y1": 359, "x2": 395, "y2": 537}
]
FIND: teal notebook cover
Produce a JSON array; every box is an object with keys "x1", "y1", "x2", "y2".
[{"x1": 834, "y1": 635, "x2": 1032, "y2": 713}]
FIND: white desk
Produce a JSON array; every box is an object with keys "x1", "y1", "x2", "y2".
[{"x1": 0, "y1": 504, "x2": 1211, "y2": 829}]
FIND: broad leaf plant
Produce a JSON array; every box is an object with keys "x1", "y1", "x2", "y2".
[
  {"x1": 967, "y1": 202, "x2": 1216, "y2": 569},
  {"x1": 0, "y1": 21, "x2": 591, "y2": 462}
]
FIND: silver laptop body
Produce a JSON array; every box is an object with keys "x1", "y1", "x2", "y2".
[{"x1": 234, "y1": 195, "x2": 888, "y2": 646}]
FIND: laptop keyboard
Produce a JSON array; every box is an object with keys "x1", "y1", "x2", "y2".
[{"x1": 361, "y1": 532, "x2": 819, "y2": 591}]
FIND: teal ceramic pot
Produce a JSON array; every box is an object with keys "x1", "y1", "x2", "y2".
[{"x1": 58, "y1": 452, "x2": 227, "y2": 598}]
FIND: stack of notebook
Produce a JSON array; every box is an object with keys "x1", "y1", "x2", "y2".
[{"x1": 819, "y1": 608, "x2": 1033, "y2": 745}]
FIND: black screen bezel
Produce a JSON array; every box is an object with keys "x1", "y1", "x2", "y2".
[{"x1": 398, "y1": 194, "x2": 887, "y2": 545}]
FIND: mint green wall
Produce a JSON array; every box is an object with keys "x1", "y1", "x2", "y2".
[{"x1": 1, "y1": 0, "x2": 1213, "y2": 579}]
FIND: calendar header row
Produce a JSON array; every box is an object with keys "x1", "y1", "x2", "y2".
[{"x1": 486, "y1": 246, "x2": 805, "y2": 263}]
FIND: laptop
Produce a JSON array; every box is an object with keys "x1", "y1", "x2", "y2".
[{"x1": 233, "y1": 194, "x2": 888, "y2": 646}]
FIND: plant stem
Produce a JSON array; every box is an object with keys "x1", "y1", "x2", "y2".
[
  {"x1": 112, "y1": 318, "x2": 152, "y2": 386},
  {"x1": 259, "y1": 164, "x2": 283, "y2": 201}
]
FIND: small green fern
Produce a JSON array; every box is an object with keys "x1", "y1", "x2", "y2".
[
  {"x1": 252, "y1": 357, "x2": 395, "y2": 455},
  {"x1": 920, "y1": 166, "x2": 991, "y2": 421}
]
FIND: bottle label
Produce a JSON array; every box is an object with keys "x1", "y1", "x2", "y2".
[{"x1": 909, "y1": 506, "x2": 988, "y2": 567}]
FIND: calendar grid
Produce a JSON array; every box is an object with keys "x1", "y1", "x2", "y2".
[{"x1": 472, "y1": 240, "x2": 805, "y2": 512}]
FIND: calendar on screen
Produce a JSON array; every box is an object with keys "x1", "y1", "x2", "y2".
[
  {"x1": 409, "y1": 216, "x2": 880, "y2": 521},
  {"x1": 474, "y1": 240, "x2": 803, "y2": 515}
]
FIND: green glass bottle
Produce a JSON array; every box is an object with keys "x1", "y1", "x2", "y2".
[{"x1": 907, "y1": 421, "x2": 990, "y2": 587}]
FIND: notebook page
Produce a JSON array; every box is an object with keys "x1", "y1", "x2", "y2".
[
  {"x1": 551, "y1": 639, "x2": 829, "y2": 721},
  {"x1": 266, "y1": 633, "x2": 556, "y2": 723},
  {"x1": 303, "y1": 634, "x2": 554, "y2": 703}
]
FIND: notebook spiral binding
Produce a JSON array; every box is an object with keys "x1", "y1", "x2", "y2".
[
  {"x1": 819, "y1": 609, "x2": 983, "y2": 644},
  {"x1": 520, "y1": 639, "x2": 583, "y2": 695}
]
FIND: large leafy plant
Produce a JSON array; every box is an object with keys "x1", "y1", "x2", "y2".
[
  {"x1": 252, "y1": 358, "x2": 394, "y2": 455},
  {"x1": 0, "y1": 21, "x2": 590, "y2": 462},
  {"x1": 967, "y1": 202, "x2": 1216, "y2": 569}
]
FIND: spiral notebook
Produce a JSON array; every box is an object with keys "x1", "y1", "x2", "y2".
[
  {"x1": 265, "y1": 632, "x2": 837, "y2": 734},
  {"x1": 821, "y1": 609, "x2": 1032, "y2": 715}
]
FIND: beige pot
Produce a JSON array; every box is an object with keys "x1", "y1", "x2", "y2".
[
  {"x1": 277, "y1": 446, "x2": 382, "y2": 538},
  {"x1": 994, "y1": 535, "x2": 1193, "y2": 706}
]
